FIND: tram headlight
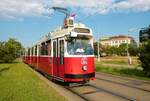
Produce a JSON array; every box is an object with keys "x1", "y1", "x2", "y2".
[{"x1": 82, "y1": 65, "x2": 87, "y2": 71}]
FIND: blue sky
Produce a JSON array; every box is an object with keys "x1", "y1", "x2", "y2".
[{"x1": 0, "y1": 0, "x2": 150, "y2": 47}]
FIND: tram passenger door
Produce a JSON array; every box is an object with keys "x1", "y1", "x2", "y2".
[
  {"x1": 58, "y1": 39, "x2": 64, "y2": 78},
  {"x1": 52, "y1": 39, "x2": 64, "y2": 79},
  {"x1": 53, "y1": 40, "x2": 58, "y2": 77}
]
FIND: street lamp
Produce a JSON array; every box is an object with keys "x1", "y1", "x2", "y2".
[
  {"x1": 97, "y1": 33, "x2": 100, "y2": 62},
  {"x1": 126, "y1": 33, "x2": 132, "y2": 65}
]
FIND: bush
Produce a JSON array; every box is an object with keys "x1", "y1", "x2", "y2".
[
  {"x1": 139, "y1": 40, "x2": 150, "y2": 76},
  {"x1": 0, "y1": 38, "x2": 22, "y2": 63}
]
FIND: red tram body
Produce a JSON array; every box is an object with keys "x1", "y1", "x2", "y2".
[{"x1": 23, "y1": 19, "x2": 95, "y2": 83}]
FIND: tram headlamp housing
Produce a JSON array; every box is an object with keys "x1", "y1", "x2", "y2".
[{"x1": 82, "y1": 65, "x2": 88, "y2": 71}]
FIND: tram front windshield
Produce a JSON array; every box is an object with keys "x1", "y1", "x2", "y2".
[{"x1": 67, "y1": 38, "x2": 94, "y2": 55}]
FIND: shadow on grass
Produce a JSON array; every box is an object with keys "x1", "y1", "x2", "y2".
[
  {"x1": 0, "y1": 67, "x2": 10, "y2": 76},
  {"x1": 102, "y1": 60, "x2": 128, "y2": 64},
  {"x1": 117, "y1": 68, "x2": 146, "y2": 77},
  {"x1": 0, "y1": 61, "x2": 19, "y2": 64},
  {"x1": 0, "y1": 61, "x2": 18, "y2": 76}
]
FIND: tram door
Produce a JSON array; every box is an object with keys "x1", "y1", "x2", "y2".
[
  {"x1": 53, "y1": 40, "x2": 58, "y2": 77},
  {"x1": 58, "y1": 39, "x2": 64, "y2": 78},
  {"x1": 53, "y1": 39, "x2": 64, "y2": 79}
]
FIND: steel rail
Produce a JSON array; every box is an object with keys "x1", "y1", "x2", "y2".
[
  {"x1": 88, "y1": 84, "x2": 136, "y2": 101},
  {"x1": 96, "y1": 72, "x2": 150, "y2": 84},
  {"x1": 96, "y1": 76, "x2": 150, "y2": 92}
]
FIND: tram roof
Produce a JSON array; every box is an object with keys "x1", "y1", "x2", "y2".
[{"x1": 27, "y1": 23, "x2": 92, "y2": 48}]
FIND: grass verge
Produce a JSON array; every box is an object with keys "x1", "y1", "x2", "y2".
[
  {"x1": 0, "y1": 60, "x2": 66, "y2": 101},
  {"x1": 97, "y1": 56, "x2": 139, "y2": 66},
  {"x1": 95, "y1": 62, "x2": 150, "y2": 81}
]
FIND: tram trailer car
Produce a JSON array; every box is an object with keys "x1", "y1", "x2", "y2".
[{"x1": 23, "y1": 22, "x2": 95, "y2": 83}]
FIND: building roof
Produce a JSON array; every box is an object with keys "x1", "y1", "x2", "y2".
[{"x1": 100, "y1": 35, "x2": 133, "y2": 41}]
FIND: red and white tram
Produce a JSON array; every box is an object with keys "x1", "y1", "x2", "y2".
[{"x1": 23, "y1": 17, "x2": 95, "y2": 83}]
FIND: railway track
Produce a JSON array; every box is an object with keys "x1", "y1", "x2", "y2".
[
  {"x1": 94, "y1": 73, "x2": 150, "y2": 101},
  {"x1": 96, "y1": 72, "x2": 150, "y2": 92},
  {"x1": 96, "y1": 77, "x2": 150, "y2": 92},
  {"x1": 65, "y1": 85, "x2": 90, "y2": 101},
  {"x1": 89, "y1": 84, "x2": 136, "y2": 101},
  {"x1": 96, "y1": 72, "x2": 150, "y2": 84},
  {"x1": 65, "y1": 84, "x2": 136, "y2": 101},
  {"x1": 34, "y1": 67, "x2": 150, "y2": 101},
  {"x1": 64, "y1": 73, "x2": 150, "y2": 101}
]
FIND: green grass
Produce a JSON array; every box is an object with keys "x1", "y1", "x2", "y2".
[
  {"x1": 101, "y1": 60, "x2": 128, "y2": 65},
  {"x1": 95, "y1": 61, "x2": 150, "y2": 81},
  {"x1": 98, "y1": 56, "x2": 139, "y2": 66},
  {"x1": 0, "y1": 60, "x2": 66, "y2": 101}
]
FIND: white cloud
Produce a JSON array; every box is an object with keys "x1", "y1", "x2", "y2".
[
  {"x1": 0, "y1": 0, "x2": 44, "y2": 20},
  {"x1": 49, "y1": 0, "x2": 112, "y2": 14},
  {"x1": 48, "y1": 0, "x2": 150, "y2": 15},
  {"x1": 0, "y1": 0, "x2": 150, "y2": 20},
  {"x1": 112, "y1": 0, "x2": 150, "y2": 12}
]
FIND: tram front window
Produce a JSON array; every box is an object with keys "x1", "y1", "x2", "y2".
[{"x1": 67, "y1": 38, "x2": 94, "y2": 55}]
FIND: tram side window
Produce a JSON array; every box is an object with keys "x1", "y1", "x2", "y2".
[
  {"x1": 35, "y1": 46, "x2": 37, "y2": 56},
  {"x1": 31, "y1": 47, "x2": 34, "y2": 56},
  {"x1": 47, "y1": 42, "x2": 51, "y2": 56},
  {"x1": 53, "y1": 41, "x2": 57, "y2": 63},
  {"x1": 53, "y1": 42, "x2": 56, "y2": 57},
  {"x1": 38, "y1": 45, "x2": 41, "y2": 56},
  {"x1": 41, "y1": 43, "x2": 48, "y2": 55},
  {"x1": 28, "y1": 49, "x2": 30, "y2": 56},
  {"x1": 59, "y1": 40, "x2": 64, "y2": 64}
]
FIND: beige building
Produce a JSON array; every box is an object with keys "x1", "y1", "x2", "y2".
[{"x1": 100, "y1": 35, "x2": 137, "y2": 47}]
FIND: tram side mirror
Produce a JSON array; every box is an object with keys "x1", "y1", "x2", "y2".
[
  {"x1": 65, "y1": 35, "x2": 71, "y2": 41},
  {"x1": 65, "y1": 35, "x2": 72, "y2": 42}
]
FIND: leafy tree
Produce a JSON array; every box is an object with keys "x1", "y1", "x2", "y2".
[
  {"x1": 94, "y1": 42, "x2": 98, "y2": 56},
  {"x1": 0, "y1": 42, "x2": 5, "y2": 62},
  {"x1": 105, "y1": 46, "x2": 118, "y2": 56},
  {"x1": 128, "y1": 45, "x2": 139, "y2": 56},
  {"x1": 118, "y1": 43, "x2": 127, "y2": 56},
  {"x1": 139, "y1": 40, "x2": 150, "y2": 76},
  {"x1": 100, "y1": 43, "x2": 139, "y2": 56},
  {"x1": 0, "y1": 38, "x2": 22, "y2": 63}
]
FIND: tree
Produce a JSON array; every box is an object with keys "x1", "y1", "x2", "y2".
[
  {"x1": 94, "y1": 42, "x2": 98, "y2": 56},
  {"x1": 105, "y1": 46, "x2": 118, "y2": 56},
  {"x1": 0, "y1": 42, "x2": 5, "y2": 62},
  {"x1": 128, "y1": 45, "x2": 139, "y2": 56},
  {"x1": 118, "y1": 43, "x2": 127, "y2": 56},
  {"x1": 0, "y1": 38, "x2": 22, "y2": 63},
  {"x1": 139, "y1": 40, "x2": 150, "y2": 76}
]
